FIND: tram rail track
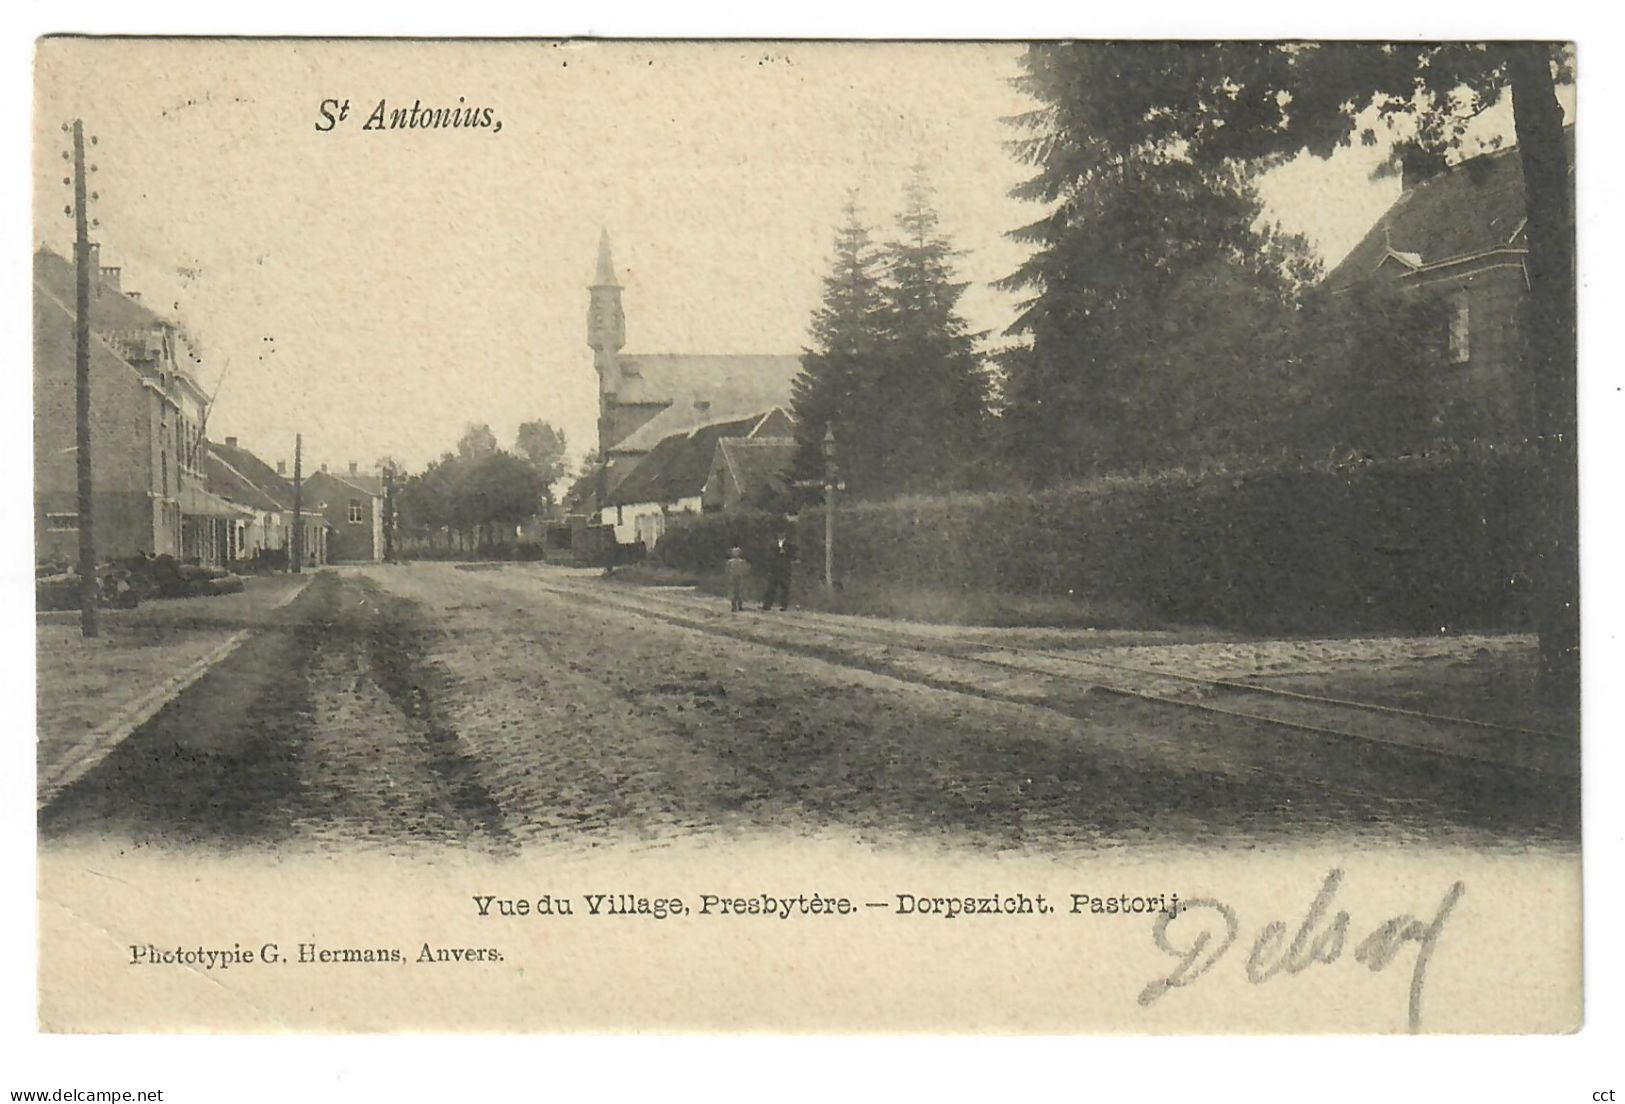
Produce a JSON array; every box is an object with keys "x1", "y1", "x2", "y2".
[{"x1": 518, "y1": 570, "x2": 1576, "y2": 793}]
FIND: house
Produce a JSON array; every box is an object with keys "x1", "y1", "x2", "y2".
[
  {"x1": 204, "y1": 436, "x2": 331, "y2": 569},
  {"x1": 701, "y1": 435, "x2": 798, "y2": 513},
  {"x1": 604, "y1": 409, "x2": 795, "y2": 548},
  {"x1": 582, "y1": 230, "x2": 802, "y2": 523},
  {"x1": 302, "y1": 463, "x2": 386, "y2": 562},
  {"x1": 33, "y1": 245, "x2": 246, "y2": 567},
  {"x1": 1324, "y1": 130, "x2": 1573, "y2": 441}
]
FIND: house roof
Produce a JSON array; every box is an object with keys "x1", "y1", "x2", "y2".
[
  {"x1": 34, "y1": 280, "x2": 156, "y2": 392},
  {"x1": 34, "y1": 247, "x2": 168, "y2": 334},
  {"x1": 207, "y1": 440, "x2": 296, "y2": 505},
  {"x1": 34, "y1": 246, "x2": 209, "y2": 401},
  {"x1": 203, "y1": 451, "x2": 286, "y2": 513},
  {"x1": 607, "y1": 413, "x2": 771, "y2": 507},
  {"x1": 608, "y1": 353, "x2": 803, "y2": 454},
  {"x1": 306, "y1": 468, "x2": 384, "y2": 497},
  {"x1": 1325, "y1": 127, "x2": 1572, "y2": 291},
  {"x1": 714, "y1": 437, "x2": 797, "y2": 499}
]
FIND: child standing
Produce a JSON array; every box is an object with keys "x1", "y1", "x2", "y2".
[{"x1": 724, "y1": 546, "x2": 750, "y2": 612}]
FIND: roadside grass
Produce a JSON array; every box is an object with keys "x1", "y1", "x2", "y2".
[
  {"x1": 35, "y1": 574, "x2": 309, "y2": 756},
  {"x1": 617, "y1": 566, "x2": 1167, "y2": 630}
]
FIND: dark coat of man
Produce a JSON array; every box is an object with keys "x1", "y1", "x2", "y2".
[{"x1": 762, "y1": 534, "x2": 796, "y2": 610}]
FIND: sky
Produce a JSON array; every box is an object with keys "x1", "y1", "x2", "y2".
[{"x1": 32, "y1": 39, "x2": 1538, "y2": 477}]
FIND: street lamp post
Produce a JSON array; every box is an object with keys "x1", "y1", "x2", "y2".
[{"x1": 822, "y1": 425, "x2": 838, "y2": 591}]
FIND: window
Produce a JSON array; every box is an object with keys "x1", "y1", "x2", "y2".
[
  {"x1": 46, "y1": 512, "x2": 78, "y2": 532},
  {"x1": 1447, "y1": 289, "x2": 1470, "y2": 364},
  {"x1": 348, "y1": 500, "x2": 365, "y2": 524}
]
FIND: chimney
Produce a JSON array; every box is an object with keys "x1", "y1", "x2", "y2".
[
  {"x1": 321, "y1": 463, "x2": 328, "y2": 473},
  {"x1": 277, "y1": 460, "x2": 286, "y2": 475},
  {"x1": 224, "y1": 436, "x2": 238, "y2": 449},
  {"x1": 127, "y1": 291, "x2": 140, "y2": 301},
  {"x1": 87, "y1": 242, "x2": 100, "y2": 270},
  {"x1": 100, "y1": 265, "x2": 121, "y2": 290},
  {"x1": 1398, "y1": 145, "x2": 1447, "y2": 194},
  {"x1": 349, "y1": 461, "x2": 358, "y2": 475}
]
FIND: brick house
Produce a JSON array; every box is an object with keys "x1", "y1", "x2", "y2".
[
  {"x1": 33, "y1": 245, "x2": 244, "y2": 566},
  {"x1": 1325, "y1": 130, "x2": 1573, "y2": 442},
  {"x1": 303, "y1": 463, "x2": 385, "y2": 562}
]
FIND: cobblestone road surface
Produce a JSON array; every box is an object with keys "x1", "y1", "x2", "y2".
[{"x1": 39, "y1": 564, "x2": 1579, "y2": 855}]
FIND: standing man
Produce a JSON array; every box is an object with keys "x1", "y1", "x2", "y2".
[
  {"x1": 761, "y1": 530, "x2": 796, "y2": 611},
  {"x1": 725, "y1": 546, "x2": 751, "y2": 613}
]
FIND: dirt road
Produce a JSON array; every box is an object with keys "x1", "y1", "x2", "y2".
[{"x1": 39, "y1": 563, "x2": 1578, "y2": 855}]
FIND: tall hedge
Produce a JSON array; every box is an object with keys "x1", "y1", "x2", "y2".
[{"x1": 653, "y1": 452, "x2": 1536, "y2": 635}]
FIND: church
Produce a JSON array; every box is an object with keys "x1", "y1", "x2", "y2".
[{"x1": 580, "y1": 230, "x2": 803, "y2": 520}]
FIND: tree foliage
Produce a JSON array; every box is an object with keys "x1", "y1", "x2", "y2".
[
  {"x1": 457, "y1": 422, "x2": 499, "y2": 461},
  {"x1": 514, "y1": 419, "x2": 569, "y2": 509},
  {"x1": 397, "y1": 448, "x2": 545, "y2": 550},
  {"x1": 790, "y1": 178, "x2": 992, "y2": 498},
  {"x1": 790, "y1": 192, "x2": 888, "y2": 491},
  {"x1": 1003, "y1": 40, "x2": 1576, "y2": 694},
  {"x1": 999, "y1": 151, "x2": 1319, "y2": 478}
]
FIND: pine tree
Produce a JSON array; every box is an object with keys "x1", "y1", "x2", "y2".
[
  {"x1": 789, "y1": 192, "x2": 888, "y2": 493},
  {"x1": 873, "y1": 168, "x2": 991, "y2": 492},
  {"x1": 998, "y1": 61, "x2": 1316, "y2": 480}
]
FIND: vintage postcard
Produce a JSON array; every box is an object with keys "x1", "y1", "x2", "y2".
[{"x1": 31, "y1": 37, "x2": 1581, "y2": 1035}]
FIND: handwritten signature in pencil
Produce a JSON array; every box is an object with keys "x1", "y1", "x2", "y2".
[{"x1": 1138, "y1": 868, "x2": 1465, "y2": 1033}]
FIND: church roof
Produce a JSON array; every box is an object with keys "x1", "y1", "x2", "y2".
[{"x1": 609, "y1": 353, "x2": 803, "y2": 454}]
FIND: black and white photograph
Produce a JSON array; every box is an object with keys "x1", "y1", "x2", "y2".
[{"x1": 23, "y1": 35, "x2": 1589, "y2": 1049}]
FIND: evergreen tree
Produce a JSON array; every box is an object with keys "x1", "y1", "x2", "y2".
[
  {"x1": 789, "y1": 193, "x2": 888, "y2": 494},
  {"x1": 999, "y1": 106, "x2": 1316, "y2": 480},
  {"x1": 874, "y1": 168, "x2": 991, "y2": 492}
]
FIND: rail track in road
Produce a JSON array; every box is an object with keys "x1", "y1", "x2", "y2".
[{"x1": 513, "y1": 570, "x2": 1577, "y2": 804}]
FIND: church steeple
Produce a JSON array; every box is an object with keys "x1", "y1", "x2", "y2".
[
  {"x1": 593, "y1": 227, "x2": 620, "y2": 288},
  {"x1": 588, "y1": 228, "x2": 626, "y2": 355},
  {"x1": 589, "y1": 229, "x2": 628, "y2": 461}
]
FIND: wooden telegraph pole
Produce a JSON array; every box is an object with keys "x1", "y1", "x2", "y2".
[
  {"x1": 70, "y1": 120, "x2": 98, "y2": 637},
  {"x1": 290, "y1": 433, "x2": 303, "y2": 574},
  {"x1": 383, "y1": 460, "x2": 396, "y2": 562}
]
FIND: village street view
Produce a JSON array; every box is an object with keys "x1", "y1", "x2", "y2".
[
  {"x1": 34, "y1": 41, "x2": 1579, "y2": 856},
  {"x1": 39, "y1": 561, "x2": 1577, "y2": 853}
]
